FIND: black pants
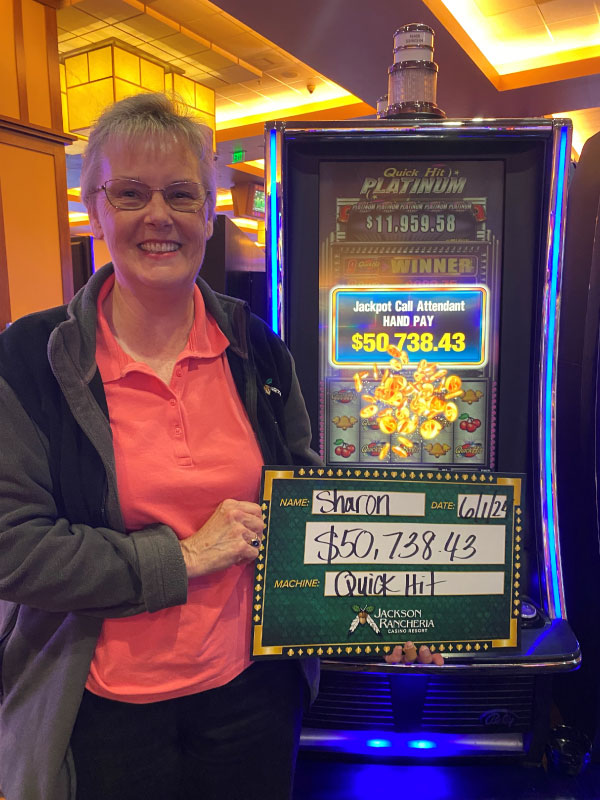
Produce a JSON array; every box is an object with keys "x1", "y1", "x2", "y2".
[{"x1": 70, "y1": 661, "x2": 306, "y2": 800}]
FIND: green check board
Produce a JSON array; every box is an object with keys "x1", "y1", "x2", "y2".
[{"x1": 252, "y1": 467, "x2": 523, "y2": 659}]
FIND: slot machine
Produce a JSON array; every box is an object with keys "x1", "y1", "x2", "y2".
[
  {"x1": 554, "y1": 131, "x2": 600, "y2": 743},
  {"x1": 264, "y1": 118, "x2": 580, "y2": 760}
]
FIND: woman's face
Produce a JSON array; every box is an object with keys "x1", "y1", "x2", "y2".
[{"x1": 88, "y1": 138, "x2": 213, "y2": 296}]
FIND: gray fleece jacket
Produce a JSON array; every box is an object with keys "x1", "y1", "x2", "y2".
[{"x1": 0, "y1": 264, "x2": 320, "y2": 800}]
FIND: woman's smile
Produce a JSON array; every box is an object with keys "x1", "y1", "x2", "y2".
[{"x1": 137, "y1": 240, "x2": 182, "y2": 254}]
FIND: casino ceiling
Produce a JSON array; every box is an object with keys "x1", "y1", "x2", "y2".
[{"x1": 58, "y1": 0, "x2": 600, "y2": 233}]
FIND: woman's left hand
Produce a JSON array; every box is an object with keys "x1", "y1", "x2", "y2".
[{"x1": 384, "y1": 641, "x2": 445, "y2": 665}]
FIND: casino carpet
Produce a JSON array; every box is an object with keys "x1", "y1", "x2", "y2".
[
  {"x1": 3, "y1": 757, "x2": 598, "y2": 798},
  {"x1": 292, "y1": 755, "x2": 600, "y2": 799}
]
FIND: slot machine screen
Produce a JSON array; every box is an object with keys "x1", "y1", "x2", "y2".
[
  {"x1": 319, "y1": 159, "x2": 502, "y2": 468},
  {"x1": 283, "y1": 132, "x2": 548, "y2": 483},
  {"x1": 251, "y1": 185, "x2": 266, "y2": 217}
]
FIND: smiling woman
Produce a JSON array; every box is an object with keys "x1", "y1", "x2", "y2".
[{"x1": 0, "y1": 93, "x2": 322, "y2": 800}]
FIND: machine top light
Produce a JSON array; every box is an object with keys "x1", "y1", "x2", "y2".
[
  {"x1": 366, "y1": 739, "x2": 392, "y2": 748},
  {"x1": 407, "y1": 739, "x2": 438, "y2": 750}
]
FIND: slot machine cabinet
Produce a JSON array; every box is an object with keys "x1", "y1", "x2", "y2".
[
  {"x1": 265, "y1": 119, "x2": 580, "y2": 761},
  {"x1": 201, "y1": 215, "x2": 268, "y2": 322},
  {"x1": 555, "y1": 131, "x2": 600, "y2": 742}
]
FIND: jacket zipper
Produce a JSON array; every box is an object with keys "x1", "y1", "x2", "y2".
[
  {"x1": 100, "y1": 474, "x2": 108, "y2": 526},
  {"x1": 226, "y1": 305, "x2": 291, "y2": 464},
  {"x1": 244, "y1": 351, "x2": 272, "y2": 462}
]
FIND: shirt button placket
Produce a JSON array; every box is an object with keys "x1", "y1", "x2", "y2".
[
  {"x1": 170, "y1": 362, "x2": 191, "y2": 462},
  {"x1": 167, "y1": 391, "x2": 180, "y2": 442}
]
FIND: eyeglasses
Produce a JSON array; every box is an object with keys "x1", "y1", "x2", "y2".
[{"x1": 90, "y1": 179, "x2": 210, "y2": 213}]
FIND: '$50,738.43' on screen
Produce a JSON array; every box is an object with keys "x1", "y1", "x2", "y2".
[{"x1": 351, "y1": 331, "x2": 466, "y2": 354}]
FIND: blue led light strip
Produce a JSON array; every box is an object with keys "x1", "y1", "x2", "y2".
[
  {"x1": 268, "y1": 128, "x2": 279, "y2": 334},
  {"x1": 544, "y1": 126, "x2": 568, "y2": 618}
]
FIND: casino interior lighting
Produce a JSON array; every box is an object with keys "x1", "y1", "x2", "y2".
[{"x1": 422, "y1": 0, "x2": 600, "y2": 88}]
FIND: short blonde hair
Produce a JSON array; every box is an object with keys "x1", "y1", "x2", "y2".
[{"x1": 81, "y1": 92, "x2": 216, "y2": 217}]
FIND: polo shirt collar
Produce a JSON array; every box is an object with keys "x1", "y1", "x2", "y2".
[{"x1": 96, "y1": 274, "x2": 229, "y2": 382}]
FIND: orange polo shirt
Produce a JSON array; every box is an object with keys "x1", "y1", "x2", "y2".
[{"x1": 86, "y1": 275, "x2": 264, "y2": 703}]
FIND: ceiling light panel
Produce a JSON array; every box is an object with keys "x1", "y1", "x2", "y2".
[
  {"x1": 155, "y1": 32, "x2": 210, "y2": 56},
  {"x1": 184, "y1": 14, "x2": 247, "y2": 41},
  {"x1": 218, "y1": 64, "x2": 262, "y2": 83},
  {"x1": 114, "y1": 15, "x2": 175, "y2": 42},
  {"x1": 430, "y1": 0, "x2": 600, "y2": 74},
  {"x1": 76, "y1": 0, "x2": 139, "y2": 24},
  {"x1": 226, "y1": 32, "x2": 275, "y2": 59},
  {"x1": 475, "y1": 0, "x2": 535, "y2": 13},
  {"x1": 56, "y1": 6, "x2": 105, "y2": 34},
  {"x1": 146, "y1": 0, "x2": 207, "y2": 23}
]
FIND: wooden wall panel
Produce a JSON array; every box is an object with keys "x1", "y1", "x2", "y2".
[
  {"x1": 44, "y1": 4, "x2": 63, "y2": 131},
  {"x1": 0, "y1": 0, "x2": 75, "y2": 320},
  {"x1": 12, "y1": 0, "x2": 29, "y2": 123},
  {"x1": 0, "y1": 0, "x2": 21, "y2": 119},
  {"x1": 0, "y1": 141, "x2": 65, "y2": 319},
  {"x1": 22, "y1": 0, "x2": 53, "y2": 129},
  {"x1": 0, "y1": 0, "x2": 62, "y2": 130}
]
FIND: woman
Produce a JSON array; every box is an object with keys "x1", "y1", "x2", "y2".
[
  {"x1": 0, "y1": 93, "x2": 320, "y2": 800},
  {"x1": 0, "y1": 92, "x2": 438, "y2": 800}
]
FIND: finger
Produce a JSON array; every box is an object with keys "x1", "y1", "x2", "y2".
[
  {"x1": 384, "y1": 645, "x2": 404, "y2": 664},
  {"x1": 417, "y1": 645, "x2": 433, "y2": 664},
  {"x1": 241, "y1": 520, "x2": 265, "y2": 543},
  {"x1": 240, "y1": 513, "x2": 266, "y2": 535},
  {"x1": 431, "y1": 653, "x2": 445, "y2": 666},
  {"x1": 221, "y1": 499, "x2": 263, "y2": 517},
  {"x1": 403, "y1": 641, "x2": 418, "y2": 663},
  {"x1": 237, "y1": 539, "x2": 262, "y2": 563}
]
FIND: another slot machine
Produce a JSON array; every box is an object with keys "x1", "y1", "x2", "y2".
[
  {"x1": 264, "y1": 118, "x2": 580, "y2": 760},
  {"x1": 555, "y1": 131, "x2": 600, "y2": 744}
]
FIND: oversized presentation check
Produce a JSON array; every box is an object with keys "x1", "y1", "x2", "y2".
[{"x1": 251, "y1": 468, "x2": 523, "y2": 659}]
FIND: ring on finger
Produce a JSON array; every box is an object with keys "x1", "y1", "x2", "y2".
[{"x1": 250, "y1": 538, "x2": 260, "y2": 547}]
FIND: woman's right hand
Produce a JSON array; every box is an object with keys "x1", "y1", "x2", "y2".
[
  {"x1": 179, "y1": 499, "x2": 265, "y2": 578},
  {"x1": 385, "y1": 641, "x2": 445, "y2": 665}
]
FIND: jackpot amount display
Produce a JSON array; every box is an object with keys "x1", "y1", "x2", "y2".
[
  {"x1": 365, "y1": 211, "x2": 457, "y2": 234},
  {"x1": 350, "y1": 331, "x2": 466, "y2": 354}
]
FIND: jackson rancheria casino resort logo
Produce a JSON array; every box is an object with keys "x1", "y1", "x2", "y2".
[{"x1": 348, "y1": 604, "x2": 382, "y2": 637}]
